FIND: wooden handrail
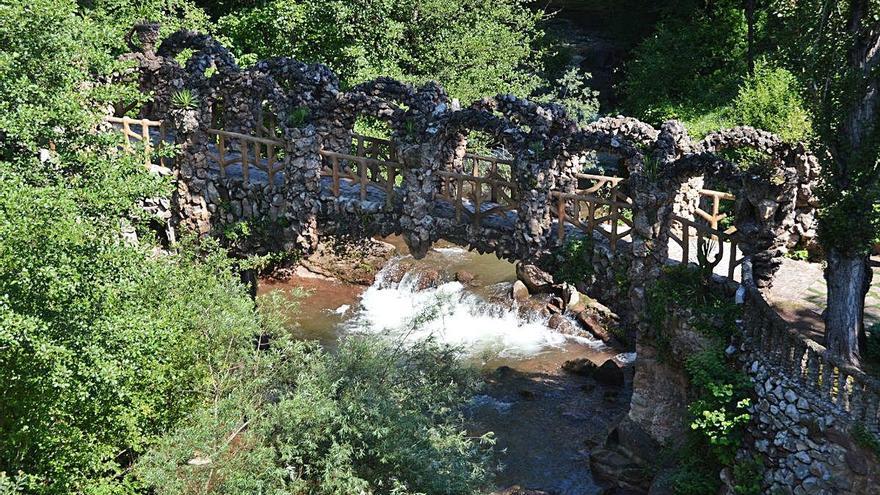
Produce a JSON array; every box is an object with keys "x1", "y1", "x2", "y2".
[{"x1": 208, "y1": 128, "x2": 284, "y2": 147}]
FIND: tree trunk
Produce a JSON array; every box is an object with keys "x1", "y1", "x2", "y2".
[
  {"x1": 824, "y1": 248, "x2": 871, "y2": 365},
  {"x1": 746, "y1": 0, "x2": 756, "y2": 74}
]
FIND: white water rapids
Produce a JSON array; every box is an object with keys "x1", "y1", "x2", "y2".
[{"x1": 340, "y1": 248, "x2": 605, "y2": 359}]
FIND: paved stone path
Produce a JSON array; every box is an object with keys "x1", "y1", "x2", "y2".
[{"x1": 769, "y1": 257, "x2": 880, "y2": 338}]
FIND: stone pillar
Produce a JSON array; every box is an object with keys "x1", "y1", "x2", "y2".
[
  {"x1": 170, "y1": 106, "x2": 213, "y2": 237},
  {"x1": 398, "y1": 143, "x2": 438, "y2": 259},
  {"x1": 281, "y1": 126, "x2": 321, "y2": 253},
  {"x1": 513, "y1": 155, "x2": 555, "y2": 262}
]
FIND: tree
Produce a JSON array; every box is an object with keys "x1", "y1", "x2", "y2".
[
  {"x1": 773, "y1": 0, "x2": 880, "y2": 364},
  {"x1": 215, "y1": 0, "x2": 546, "y2": 103}
]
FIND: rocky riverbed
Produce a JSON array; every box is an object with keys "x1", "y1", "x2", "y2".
[{"x1": 259, "y1": 236, "x2": 635, "y2": 494}]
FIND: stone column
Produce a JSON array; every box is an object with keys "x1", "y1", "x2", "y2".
[
  {"x1": 513, "y1": 154, "x2": 555, "y2": 263},
  {"x1": 281, "y1": 126, "x2": 321, "y2": 253},
  {"x1": 170, "y1": 106, "x2": 213, "y2": 237},
  {"x1": 398, "y1": 143, "x2": 439, "y2": 259}
]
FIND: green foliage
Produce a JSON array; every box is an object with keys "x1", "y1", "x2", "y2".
[
  {"x1": 621, "y1": 2, "x2": 748, "y2": 128},
  {"x1": 728, "y1": 62, "x2": 813, "y2": 142},
  {"x1": 135, "y1": 335, "x2": 495, "y2": 494},
  {"x1": 555, "y1": 238, "x2": 595, "y2": 284},
  {"x1": 685, "y1": 350, "x2": 752, "y2": 465},
  {"x1": 534, "y1": 67, "x2": 600, "y2": 125},
  {"x1": 771, "y1": 0, "x2": 880, "y2": 256},
  {"x1": 865, "y1": 323, "x2": 880, "y2": 364},
  {"x1": 732, "y1": 455, "x2": 765, "y2": 495},
  {"x1": 647, "y1": 265, "x2": 758, "y2": 494},
  {"x1": 287, "y1": 105, "x2": 311, "y2": 128},
  {"x1": 216, "y1": 0, "x2": 545, "y2": 102},
  {"x1": 170, "y1": 88, "x2": 199, "y2": 110},
  {"x1": 851, "y1": 422, "x2": 880, "y2": 457}
]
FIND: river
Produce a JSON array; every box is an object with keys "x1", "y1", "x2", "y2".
[{"x1": 258, "y1": 237, "x2": 633, "y2": 494}]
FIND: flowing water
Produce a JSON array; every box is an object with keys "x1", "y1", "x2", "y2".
[{"x1": 258, "y1": 238, "x2": 633, "y2": 494}]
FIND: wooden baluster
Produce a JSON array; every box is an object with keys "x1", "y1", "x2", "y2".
[
  {"x1": 241, "y1": 139, "x2": 250, "y2": 184},
  {"x1": 473, "y1": 180, "x2": 482, "y2": 225},
  {"x1": 557, "y1": 195, "x2": 565, "y2": 241},
  {"x1": 141, "y1": 119, "x2": 151, "y2": 168},
  {"x1": 682, "y1": 220, "x2": 690, "y2": 265},
  {"x1": 332, "y1": 155, "x2": 340, "y2": 197},
  {"x1": 218, "y1": 134, "x2": 227, "y2": 178},
  {"x1": 159, "y1": 122, "x2": 167, "y2": 168},
  {"x1": 729, "y1": 239, "x2": 738, "y2": 280},
  {"x1": 267, "y1": 143, "x2": 276, "y2": 184},
  {"x1": 359, "y1": 158, "x2": 368, "y2": 201},
  {"x1": 455, "y1": 177, "x2": 464, "y2": 222},
  {"x1": 122, "y1": 118, "x2": 132, "y2": 152},
  {"x1": 610, "y1": 200, "x2": 619, "y2": 253},
  {"x1": 712, "y1": 193, "x2": 721, "y2": 231}
]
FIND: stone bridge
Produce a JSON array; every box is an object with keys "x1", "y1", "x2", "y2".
[{"x1": 110, "y1": 23, "x2": 880, "y2": 493}]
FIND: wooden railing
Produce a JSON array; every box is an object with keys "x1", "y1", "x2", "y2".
[
  {"x1": 319, "y1": 150, "x2": 400, "y2": 208},
  {"x1": 668, "y1": 215, "x2": 744, "y2": 280},
  {"x1": 206, "y1": 129, "x2": 285, "y2": 185},
  {"x1": 435, "y1": 170, "x2": 518, "y2": 224},
  {"x1": 697, "y1": 188, "x2": 736, "y2": 233},
  {"x1": 353, "y1": 134, "x2": 396, "y2": 162},
  {"x1": 550, "y1": 173, "x2": 634, "y2": 253},
  {"x1": 105, "y1": 116, "x2": 167, "y2": 168}
]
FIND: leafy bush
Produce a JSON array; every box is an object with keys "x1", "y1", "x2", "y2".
[
  {"x1": 555, "y1": 237, "x2": 595, "y2": 284},
  {"x1": 647, "y1": 265, "x2": 759, "y2": 494},
  {"x1": 136, "y1": 335, "x2": 495, "y2": 494},
  {"x1": 216, "y1": 0, "x2": 545, "y2": 103},
  {"x1": 535, "y1": 67, "x2": 600, "y2": 125},
  {"x1": 621, "y1": 5, "x2": 747, "y2": 127},
  {"x1": 728, "y1": 62, "x2": 813, "y2": 142}
]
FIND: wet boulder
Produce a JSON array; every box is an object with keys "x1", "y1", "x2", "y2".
[
  {"x1": 511, "y1": 280, "x2": 529, "y2": 301},
  {"x1": 454, "y1": 270, "x2": 475, "y2": 285},
  {"x1": 515, "y1": 263, "x2": 554, "y2": 293}
]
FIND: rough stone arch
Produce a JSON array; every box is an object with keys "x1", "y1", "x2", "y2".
[{"x1": 660, "y1": 126, "x2": 812, "y2": 288}]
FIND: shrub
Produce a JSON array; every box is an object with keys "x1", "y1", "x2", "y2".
[
  {"x1": 728, "y1": 62, "x2": 813, "y2": 142},
  {"x1": 555, "y1": 237, "x2": 595, "y2": 284},
  {"x1": 865, "y1": 323, "x2": 880, "y2": 364},
  {"x1": 135, "y1": 335, "x2": 495, "y2": 494},
  {"x1": 217, "y1": 0, "x2": 545, "y2": 103},
  {"x1": 534, "y1": 67, "x2": 600, "y2": 125}
]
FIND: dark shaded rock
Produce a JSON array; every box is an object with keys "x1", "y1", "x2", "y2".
[
  {"x1": 495, "y1": 365, "x2": 514, "y2": 379},
  {"x1": 518, "y1": 389, "x2": 537, "y2": 400},
  {"x1": 562, "y1": 358, "x2": 597, "y2": 376},
  {"x1": 512, "y1": 280, "x2": 529, "y2": 301},
  {"x1": 516, "y1": 263, "x2": 554, "y2": 293},
  {"x1": 845, "y1": 449, "x2": 870, "y2": 475},
  {"x1": 595, "y1": 359, "x2": 625, "y2": 386},
  {"x1": 547, "y1": 296, "x2": 564, "y2": 314},
  {"x1": 590, "y1": 447, "x2": 652, "y2": 493},
  {"x1": 580, "y1": 382, "x2": 597, "y2": 393}
]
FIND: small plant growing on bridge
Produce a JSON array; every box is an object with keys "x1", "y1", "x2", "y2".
[
  {"x1": 696, "y1": 237, "x2": 722, "y2": 280},
  {"x1": 287, "y1": 106, "x2": 310, "y2": 128},
  {"x1": 170, "y1": 88, "x2": 199, "y2": 110},
  {"x1": 555, "y1": 237, "x2": 594, "y2": 284}
]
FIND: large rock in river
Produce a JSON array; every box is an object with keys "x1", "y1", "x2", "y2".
[{"x1": 515, "y1": 263, "x2": 554, "y2": 293}]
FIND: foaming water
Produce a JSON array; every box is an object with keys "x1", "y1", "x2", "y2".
[{"x1": 343, "y1": 257, "x2": 588, "y2": 359}]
